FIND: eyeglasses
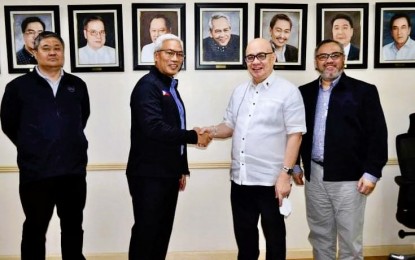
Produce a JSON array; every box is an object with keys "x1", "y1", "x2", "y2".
[
  {"x1": 158, "y1": 49, "x2": 185, "y2": 59},
  {"x1": 87, "y1": 30, "x2": 106, "y2": 36},
  {"x1": 245, "y1": 52, "x2": 273, "y2": 63},
  {"x1": 25, "y1": 30, "x2": 44, "y2": 36},
  {"x1": 315, "y1": 52, "x2": 344, "y2": 61}
]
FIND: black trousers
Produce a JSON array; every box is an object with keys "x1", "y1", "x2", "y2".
[
  {"x1": 19, "y1": 175, "x2": 87, "y2": 260},
  {"x1": 231, "y1": 181, "x2": 286, "y2": 260},
  {"x1": 127, "y1": 175, "x2": 180, "y2": 260}
]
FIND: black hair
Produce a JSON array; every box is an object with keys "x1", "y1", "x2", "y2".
[
  {"x1": 390, "y1": 13, "x2": 412, "y2": 30},
  {"x1": 314, "y1": 39, "x2": 344, "y2": 56},
  {"x1": 21, "y1": 16, "x2": 45, "y2": 33},
  {"x1": 269, "y1": 13, "x2": 293, "y2": 30},
  {"x1": 83, "y1": 15, "x2": 106, "y2": 30},
  {"x1": 331, "y1": 13, "x2": 354, "y2": 29}
]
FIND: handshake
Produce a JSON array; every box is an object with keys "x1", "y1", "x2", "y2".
[{"x1": 193, "y1": 126, "x2": 215, "y2": 148}]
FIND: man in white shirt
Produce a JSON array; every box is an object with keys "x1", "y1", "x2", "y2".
[
  {"x1": 383, "y1": 12, "x2": 415, "y2": 61},
  {"x1": 78, "y1": 15, "x2": 116, "y2": 65},
  {"x1": 199, "y1": 38, "x2": 306, "y2": 259}
]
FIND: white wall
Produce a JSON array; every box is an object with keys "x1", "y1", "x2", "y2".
[{"x1": 1, "y1": 0, "x2": 415, "y2": 257}]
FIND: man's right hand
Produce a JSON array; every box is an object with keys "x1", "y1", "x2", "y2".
[{"x1": 195, "y1": 130, "x2": 212, "y2": 147}]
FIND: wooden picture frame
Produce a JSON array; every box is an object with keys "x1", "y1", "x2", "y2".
[
  {"x1": 68, "y1": 4, "x2": 124, "y2": 72},
  {"x1": 4, "y1": 5, "x2": 60, "y2": 74},
  {"x1": 195, "y1": 3, "x2": 248, "y2": 70},
  {"x1": 255, "y1": 3, "x2": 308, "y2": 70},
  {"x1": 316, "y1": 3, "x2": 368, "y2": 69}
]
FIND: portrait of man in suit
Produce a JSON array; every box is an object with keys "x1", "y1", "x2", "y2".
[
  {"x1": 260, "y1": 11, "x2": 301, "y2": 64},
  {"x1": 323, "y1": 11, "x2": 362, "y2": 62}
]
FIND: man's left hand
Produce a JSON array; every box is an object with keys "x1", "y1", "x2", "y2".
[
  {"x1": 275, "y1": 172, "x2": 292, "y2": 206},
  {"x1": 179, "y1": 174, "x2": 187, "y2": 191},
  {"x1": 357, "y1": 177, "x2": 376, "y2": 195}
]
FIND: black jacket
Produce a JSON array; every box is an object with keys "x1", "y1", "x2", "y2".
[
  {"x1": 284, "y1": 44, "x2": 299, "y2": 62},
  {"x1": 126, "y1": 67, "x2": 197, "y2": 179},
  {"x1": 1, "y1": 69, "x2": 90, "y2": 184},
  {"x1": 298, "y1": 73, "x2": 388, "y2": 181},
  {"x1": 347, "y1": 44, "x2": 360, "y2": 61}
]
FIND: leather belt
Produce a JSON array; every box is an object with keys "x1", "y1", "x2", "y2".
[{"x1": 312, "y1": 159, "x2": 324, "y2": 167}]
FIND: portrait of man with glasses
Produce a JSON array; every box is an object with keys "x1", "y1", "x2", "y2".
[
  {"x1": 78, "y1": 14, "x2": 116, "y2": 65},
  {"x1": 16, "y1": 16, "x2": 45, "y2": 65}
]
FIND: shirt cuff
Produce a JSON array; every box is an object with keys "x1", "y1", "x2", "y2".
[
  {"x1": 363, "y1": 172, "x2": 379, "y2": 183},
  {"x1": 293, "y1": 164, "x2": 303, "y2": 175}
]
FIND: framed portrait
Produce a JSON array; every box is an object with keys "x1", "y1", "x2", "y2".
[
  {"x1": 316, "y1": 3, "x2": 368, "y2": 69},
  {"x1": 4, "y1": 5, "x2": 60, "y2": 74},
  {"x1": 375, "y1": 2, "x2": 415, "y2": 68},
  {"x1": 68, "y1": 4, "x2": 124, "y2": 72},
  {"x1": 132, "y1": 3, "x2": 186, "y2": 71},
  {"x1": 195, "y1": 3, "x2": 248, "y2": 70},
  {"x1": 255, "y1": 4, "x2": 308, "y2": 70}
]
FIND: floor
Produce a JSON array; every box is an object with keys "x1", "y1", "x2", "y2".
[{"x1": 294, "y1": 258, "x2": 389, "y2": 260}]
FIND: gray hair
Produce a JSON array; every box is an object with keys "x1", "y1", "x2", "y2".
[
  {"x1": 209, "y1": 13, "x2": 231, "y2": 30},
  {"x1": 153, "y1": 34, "x2": 183, "y2": 52},
  {"x1": 34, "y1": 31, "x2": 65, "y2": 50}
]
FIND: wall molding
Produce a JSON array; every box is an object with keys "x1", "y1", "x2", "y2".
[
  {"x1": 0, "y1": 244, "x2": 413, "y2": 259},
  {"x1": 0, "y1": 159, "x2": 398, "y2": 173}
]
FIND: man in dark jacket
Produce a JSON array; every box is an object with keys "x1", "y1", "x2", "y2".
[
  {"x1": 1, "y1": 31, "x2": 90, "y2": 260},
  {"x1": 294, "y1": 39, "x2": 387, "y2": 259},
  {"x1": 126, "y1": 33, "x2": 211, "y2": 260}
]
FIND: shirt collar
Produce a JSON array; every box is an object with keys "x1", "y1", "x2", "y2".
[
  {"x1": 35, "y1": 66, "x2": 64, "y2": 81},
  {"x1": 252, "y1": 72, "x2": 275, "y2": 90}
]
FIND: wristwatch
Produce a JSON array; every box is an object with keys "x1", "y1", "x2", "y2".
[{"x1": 282, "y1": 166, "x2": 293, "y2": 175}]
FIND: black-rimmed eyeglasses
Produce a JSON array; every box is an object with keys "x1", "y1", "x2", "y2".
[
  {"x1": 315, "y1": 52, "x2": 344, "y2": 61},
  {"x1": 245, "y1": 52, "x2": 274, "y2": 63}
]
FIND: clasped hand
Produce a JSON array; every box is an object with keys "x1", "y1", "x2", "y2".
[{"x1": 193, "y1": 127, "x2": 212, "y2": 147}]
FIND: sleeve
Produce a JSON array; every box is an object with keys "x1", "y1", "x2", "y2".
[
  {"x1": 362, "y1": 84, "x2": 388, "y2": 178},
  {"x1": 81, "y1": 81, "x2": 90, "y2": 129},
  {"x1": 0, "y1": 82, "x2": 20, "y2": 146},
  {"x1": 284, "y1": 85, "x2": 307, "y2": 135}
]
